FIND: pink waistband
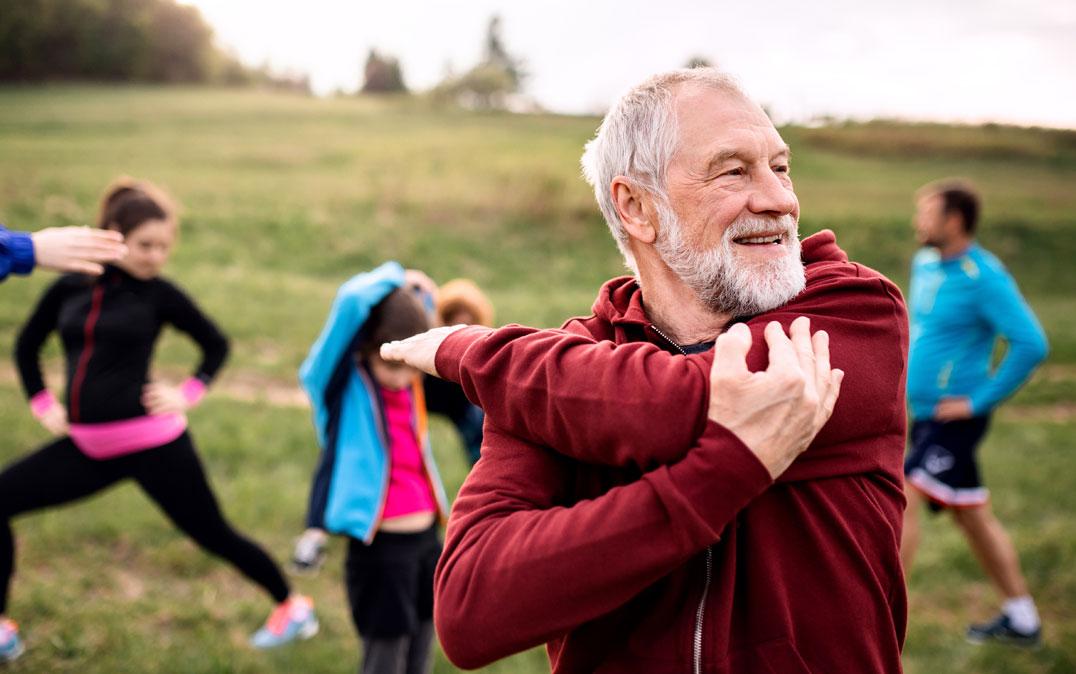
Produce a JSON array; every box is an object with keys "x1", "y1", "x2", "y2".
[{"x1": 69, "y1": 414, "x2": 188, "y2": 460}]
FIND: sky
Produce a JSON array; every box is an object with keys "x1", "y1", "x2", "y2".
[{"x1": 183, "y1": 0, "x2": 1076, "y2": 128}]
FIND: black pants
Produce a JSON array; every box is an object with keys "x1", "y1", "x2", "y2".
[
  {"x1": 0, "y1": 432, "x2": 290, "y2": 614},
  {"x1": 346, "y1": 527, "x2": 441, "y2": 674},
  {"x1": 360, "y1": 620, "x2": 434, "y2": 674}
]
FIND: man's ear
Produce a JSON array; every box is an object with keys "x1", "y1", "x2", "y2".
[
  {"x1": 611, "y1": 177, "x2": 657, "y2": 244},
  {"x1": 944, "y1": 211, "x2": 966, "y2": 237}
]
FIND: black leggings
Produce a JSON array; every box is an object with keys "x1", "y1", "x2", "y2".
[{"x1": 0, "y1": 431, "x2": 289, "y2": 614}]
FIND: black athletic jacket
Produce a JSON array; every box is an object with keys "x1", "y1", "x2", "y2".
[{"x1": 14, "y1": 265, "x2": 229, "y2": 423}]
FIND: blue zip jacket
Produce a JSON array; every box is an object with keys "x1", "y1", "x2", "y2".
[
  {"x1": 907, "y1": 243, "x2": 1048, "y2": 420},
  {"x1": 299, "y1": 261, "x2": 449, "y2": 542},
  {"x1": 0, "y1": 225, "x2": 36, "y2": 282}
]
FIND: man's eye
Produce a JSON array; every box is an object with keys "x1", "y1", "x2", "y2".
[
  {"x1": 773, "y1": 165, "x2": 790, "y2": 174},
  {"x1": 724, "y1": 167, "x2": 745, "y2": 177}
]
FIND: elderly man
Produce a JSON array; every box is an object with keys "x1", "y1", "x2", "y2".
[{"x1": 384, "y1": 68, "x2": 908, "y2": 673}]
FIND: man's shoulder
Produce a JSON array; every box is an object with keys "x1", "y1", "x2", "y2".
[
  {"x1": 967, "y1": 244, "x2": 1011, "y2": 281},
  {"x1": 805, "y1": 254, "x2": 902, "y2": 300},
  {"x1": 560, "y1": 313, "x2": 616, "y2": 341}
]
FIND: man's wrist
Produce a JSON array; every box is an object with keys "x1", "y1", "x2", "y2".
[{"x1": 434, "y1": 325, "x2": 493, "y2": 383}]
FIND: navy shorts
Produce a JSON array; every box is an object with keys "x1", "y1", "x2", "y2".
[{"x1": 904, "y1": 416, "x2": 991, "y2": 511}]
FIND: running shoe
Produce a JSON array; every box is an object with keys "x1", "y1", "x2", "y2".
[
  {"x1": 0, "y1": 619, "x2": 24, "y2": 663},
  {"x1": 966, "y1": 613, "x2": 1041, "y2": 648},
  {"x1": 289, "y1": 531, "x2": 327, "y2": 576},
  {"x1": 250, "y1": 595, "x2": 319, "y2": 649}
]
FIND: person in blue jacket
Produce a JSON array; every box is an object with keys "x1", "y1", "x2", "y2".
[
  {"x1": 1, "y1": 223, "x2": 126, "y2": 281},
  {"x1": 901, "y1": 179, "x2": 1049, "y2": 647},
  {"x1": 296, "y1": 262, "x2": 449, "y2": 674}
]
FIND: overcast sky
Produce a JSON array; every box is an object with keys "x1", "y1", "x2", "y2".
[{"x1": 184, "y1": 0, "x2": 1076, "y2": 127}]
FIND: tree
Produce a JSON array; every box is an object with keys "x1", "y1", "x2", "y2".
[
  {"x1": 684, "y1": 55, "x2": 714, "y2": 69},
  {"x1": 361, "y1": 49, "x2": 406, "y2": 93},
  {"x1": 432, "y1": 14, "x2": 525, "y2": 110}
]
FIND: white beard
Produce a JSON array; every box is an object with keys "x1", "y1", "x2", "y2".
[{"x1": 654, "y1": 205, "x2": 806, "y2": 317}]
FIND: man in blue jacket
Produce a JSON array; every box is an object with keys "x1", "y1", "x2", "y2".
[
  {"x1": 0, "y1": 224, "x2": 126, "y2": 282},
  {"x1": 901, "y1": 179, "x2": 1049, "y2": 647}
]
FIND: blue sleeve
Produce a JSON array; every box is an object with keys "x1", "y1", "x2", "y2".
[
  {"x1": 0, "y1": 225, "x2": 36, "y2": 281},
  {"x1": 969, "y1": 267, "x2": 1048, "y2": 414},
  {"x1": 298, "y1": 261, "x2": 405, "y2": 447}
]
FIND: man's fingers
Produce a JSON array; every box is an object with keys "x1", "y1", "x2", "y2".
[
  {"x1": 789, "y1": 317, "x2": 815, "y2": 385},
  {"x1": 821, "y1": 369, "x2": 844, "y2": 421},
  {"x1": 812, "y1": 329, "x2": 831, "y2": 394},
  {"x1": 711, "y1": 323, "x2": 752, "y2": 380},
  {"x1": 379, "y1": 340, "x2": 407, "y2": 363},
  {"x1": 763, "y1": 321, "x2": 799, "y2": 374}
]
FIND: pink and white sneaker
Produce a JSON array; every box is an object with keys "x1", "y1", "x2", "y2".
[
  {"x1": 0, "y1": 618, "x2": 24, "y2": 663},
  {"x1": 249, "y1": 595, "x2": 318, "y2": 649}
]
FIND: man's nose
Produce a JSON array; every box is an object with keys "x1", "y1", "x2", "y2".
[{"x1": 746, "y1": 170, "x2": 797, "y2": 217}]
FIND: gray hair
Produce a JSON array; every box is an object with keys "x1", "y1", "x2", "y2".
[{"x1": 580, "y1": 68, "x2": 747, "y2": 273}]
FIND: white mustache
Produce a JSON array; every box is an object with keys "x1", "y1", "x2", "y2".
[{"x1": 724, "y1": 214, "x2": 797, "y2": 241}]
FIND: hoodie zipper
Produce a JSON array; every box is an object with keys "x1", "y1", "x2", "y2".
[{"x1": 649, "y1": 324, "x2": 713, "y2": 674}]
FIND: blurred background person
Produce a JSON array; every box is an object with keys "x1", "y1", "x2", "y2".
[
  {"x1": 0, "y1": 179, "x2": 317, "y2": 666},
  {"x1": 295, "y1": 262, "x2": 449, "y2": 674},
  {"x1": 901, "y1": 179, "x2": 1049, "y2": 647},
  {"x1": 1, "y1": 223, "x2": 126, "y2": 281}
]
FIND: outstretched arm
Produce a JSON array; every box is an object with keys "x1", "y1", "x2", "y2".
[{"x1": 383, "y1": 270, "x2": 904, "y2": 471}]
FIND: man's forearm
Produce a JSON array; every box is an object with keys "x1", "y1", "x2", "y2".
[
  {"x1": 435, "y1": 421, "x2": 771, "y2": 668},
  {"x1": 435, "y1": 324, "x2": 708, "y2": 469}
]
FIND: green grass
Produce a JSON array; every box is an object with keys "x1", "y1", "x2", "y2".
[{"x1": 0, "y1": 85, "x2": 1074, "y2": 673}]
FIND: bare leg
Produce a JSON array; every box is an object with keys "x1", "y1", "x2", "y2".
[{"x1": 950, "y1": 502, "x2": 1029, "y2": 599}]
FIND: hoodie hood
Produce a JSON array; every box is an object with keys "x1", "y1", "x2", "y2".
[{"x1": 591, "y1": 229, "x2": 848, "y2": 327}]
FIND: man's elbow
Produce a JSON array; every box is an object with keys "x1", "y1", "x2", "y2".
[
  {"x1": 434, "y1": 598, "x2": 500, "y2": 670},
  {"x1": 434, "y1": 561, "x2": 516, "y2": 669}
]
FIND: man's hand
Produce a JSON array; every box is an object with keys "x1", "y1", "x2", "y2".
[
  {"x1": 141, "y1": 382, "x2": 190, "y2": 416},
  {"x1": 934, "y1": 396, "x2": 973, "y2": 422},
  {"x1": 31, "y1": 227, "x2": 127, "y2": 275},
  {"x1": 708, "y1": 317, "x2": 844, "y2": 480},
  {"x1": 380, "y1": 324, "x2": 469, "y2": 377}
]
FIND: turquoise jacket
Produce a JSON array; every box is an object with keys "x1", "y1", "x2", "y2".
[
  {"x1": 907, "y1": 243, "x2": 1048, "y2": 420},
  {"x1": 299, "y1": 262, "x2": 449, "y2": 542}
]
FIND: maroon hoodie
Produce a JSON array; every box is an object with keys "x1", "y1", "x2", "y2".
[{"x1": 434, "y1": 231, "x2": 909, "y2": 673}]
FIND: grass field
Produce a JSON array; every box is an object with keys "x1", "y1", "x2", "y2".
[{"x1": 0, "y1": 85, "x2": 1074, "y2": 673}]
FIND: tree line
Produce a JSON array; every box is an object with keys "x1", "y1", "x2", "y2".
[{"x1": 0, "y1": 0, "x2": 304, "y2": 89}]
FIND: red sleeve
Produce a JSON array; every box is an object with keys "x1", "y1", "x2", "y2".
[
  {"x1": 435, "y1": 324, "x2": 709, "y2": 470},
  {"x1": 435, "y1": 266, "x2": 908, "y2": 475},
  {"x1": 434, "y1": 420, "x2": 772, "y2": 668}
]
